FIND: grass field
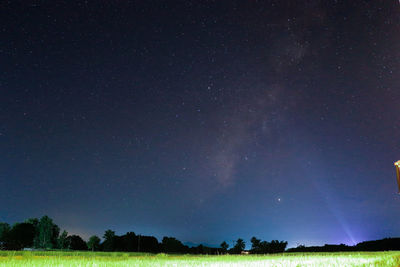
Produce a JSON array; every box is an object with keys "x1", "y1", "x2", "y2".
[{"x1": 1, "y1": 251, "x2": 400, "y2": 266}]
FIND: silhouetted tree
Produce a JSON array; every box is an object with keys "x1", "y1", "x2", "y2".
[
  {"x1": 57, "y1": 230, "x2": 70, "y2": 249},
  {"x1": 67, "y1": 235, "x2": 87, "y2": 250},
  {"x1": 113, "y1": 235, "x2": 124, "y2": 252},
  {"x1": 287, "y1": 243, "x2": 352, "y2": 252},
  {"x1": 162, "y1": 237, "x2": 186, "y2": 253},
  {"x1": 248, "y1": 238, "x2": 288, "y2": 254},
  {"x1": 250, "y1": 237, "x2": 261, "y2": 254},
  {"x1": 259, "y1": 241, "x2": 270, "y2": 253},
  {"x1": 220, "y1": 241, "x2": 229, "y2": 253},
  {"x1": 232, "y1": 238, "x2": 245, "y2": 254},
  {"x1": 87, "y1": 235, "x2": 101, "y2": 251},
  {"x1": 197, "y1": 244, "x2": 205, "y2": 254},
  {"x1": 34, "y1": 216, "x2": 60, "y2": 249},
  {"x1": 102, "y1": 230, "x2": 116, "y2": 251},
  {"x1": 0, "y1": 223, "x2": 10, "y2": 249},
  {"x1": 140, "y1": 235, "x2": 159, "y2": 253},
  {"x1": 356, "y1": 238, "x2": 400, "y2": 251},
  {"x1": 122, "y1": 232, "x2": 137, "y2": 252},
  {"x1": 270, "y1": 240, "x2": 287, "y2": 253},
  {"x1": 25, "y1": 218, "x2": 39, "y2": 233},
  {"x1": 8, "y1": 223, "x2": 36, "y2": 250},
  {"x1": 1, "y1": 215, "x2": 294, "y2": 253}
]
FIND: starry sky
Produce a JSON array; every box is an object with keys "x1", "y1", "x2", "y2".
[{"x1": 1, "y1": 1, "x2": 399, "y2": 248}]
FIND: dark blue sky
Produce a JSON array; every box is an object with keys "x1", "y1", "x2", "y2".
[{"x1": 1, "y1": 1, "x2": 399, "y2": 248}]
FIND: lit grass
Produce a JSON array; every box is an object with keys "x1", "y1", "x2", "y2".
[{"x1": 1, "y1": 250, "x2": 400, "y2": 266}]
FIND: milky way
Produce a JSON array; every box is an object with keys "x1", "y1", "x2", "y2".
[{"x1": 1, "y1": 1, "x2": 399, "y2": 248}]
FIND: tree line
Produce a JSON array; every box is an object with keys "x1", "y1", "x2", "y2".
[
  {"x1": 0, "y1": 215, "x2": 287, "y2": 254},
  {"x1": 287, "y1": 238, "x2": 400, "y2": 252}
]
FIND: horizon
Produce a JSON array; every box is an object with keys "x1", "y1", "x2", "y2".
[
  {"x1": 3, "y1": 214, "x2": 400, "y2": 250},
  {"x1": 1, "y1": 1, "x2": 399, "y2": 251}
]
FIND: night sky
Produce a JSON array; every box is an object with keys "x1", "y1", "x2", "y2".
[{"x1": 1, "y1": 1, "x2": 399, "y2": 248}]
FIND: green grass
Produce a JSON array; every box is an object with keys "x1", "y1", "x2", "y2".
[{"x1": 1, "y1": 250, "x2": 400, "y2": 266}]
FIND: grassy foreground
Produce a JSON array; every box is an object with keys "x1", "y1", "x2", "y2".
[{"x1": 1, "y1": 251, "x2": 400, "y2": 267}]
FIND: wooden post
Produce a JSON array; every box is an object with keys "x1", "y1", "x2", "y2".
[{"x1": 395, "y1": 161, "x2": 400, "y2": 193}]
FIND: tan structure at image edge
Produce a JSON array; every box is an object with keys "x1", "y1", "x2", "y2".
[{"x1": 395, "y1": 161, "x2": 400, "y2": 193}]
